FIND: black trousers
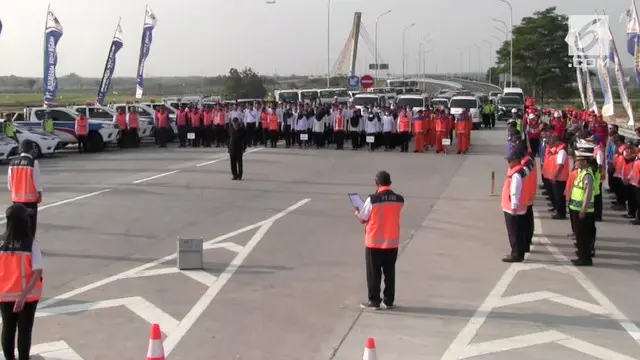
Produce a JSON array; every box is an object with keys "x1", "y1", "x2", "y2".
[
  {"x1": 350, "y1": 131, "x2": 360, "y2": 149},
  {"x1": 314, "y1": 132, "x2": 325, "y2": 148},
  {"x1": 626, "y1": 184, "x2": 638, "y2": 217},
  {"x1": 269, "y1": 130, "x2": 279, "y2": 147},
  {"x1": 612, "y1": 176, "x2": 625, "y2": 205},
  {"x1": 283, "y1": 125, "x2": 292, "y2": 147},
  {"x1": 178, "y1": 126, "x2": 187, "y2": 147},
  {"x1": 214, "y1": 125, "x2": 226, "y2": 146},
  {"x1": 190, "y1": 127, "x2": 201, "y2": 148},
  {"x1": 0, "y1": 301, "x2": 38, "y2": 360},
  {"x1": 334, "y1": 131, "x2": 345, "y2": 149},
  {"x1": 13, "y1": 202, "x2": 37, "y2": 238},
  {"x1": 127, "y1": 129, "x2": 139, "y2": 147},
  {"x1": 529, "y1": 139, "x2": 540, "y2": 158},
  {"x1": 365, "y1": 247, "x2": 398, "y2": 306},
  {"x1": 155, "y1": 127, "x2": 169, "y2": 147},
  {"x1": 245, "y1": 123, "x2": 256, "y2": 147},
  {"x1": 594, "y1": 183, "x2": 603, "y2": 220},
  {"x1": 522, "y1": 205, "x2": 534, "y2": 248},
  {"x1": 202, "y1": 125, "x2": 213, "y2": 147},
  {"x1": 229, "y1": 150, "x2": 243, "y2": 179},
  {"x1": 571, "y1": 210, "x2": 595, "y2": 262},
  {"x1": 552, "y1": 181, "x2": 567, "y2": 217},
  {"x1": 77, "y1": 135, "x2": 88, "y2": 152},
  {"x1": 635, "y1": 186, "x2": 640, "y2": 220},
  {"x1": 399, "y1": 132, "x2": 410, "y2": 152},
  {"x1": 504, "y1": 212, "x2": 525, "y2": 258}
]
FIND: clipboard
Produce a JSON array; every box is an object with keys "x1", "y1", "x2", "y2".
[{"x1": 348, "y1": 192, "x2": 365, "y2": 212}]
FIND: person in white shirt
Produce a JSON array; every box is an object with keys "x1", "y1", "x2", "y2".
[
  {"x1": 381, "y1": 109, "x2": 395, "y2": 151},
  {"x1": 551, "y1": 136, "x2": 568, "y2": 220},
  {"x1": 502, "y1": 151, "x2": 527, "y2": 263},
  {"x1": 244, "y1": 104, "x2": 259, "y2": 147},
  {"x1": 312, "y1": 107, "x2": 326, "y2": 149},
  {"x1": 365, "y1": 111, "x2": 378, "y2": 151},
  {"x1": 295, "y1": 110, "x2": 309, "y2": 148}
]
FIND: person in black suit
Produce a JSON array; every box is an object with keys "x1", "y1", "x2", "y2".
[{"x1": 228, "y1": 117, "x2": 246, "y2": 180}]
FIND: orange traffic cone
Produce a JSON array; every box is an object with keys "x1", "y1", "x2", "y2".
[
  {"x1": 146, "y1": 323, "x2": 165, "y2": 360},
  {"x1": 363, "y1": 337, "x2": 377, "y2": 360}
]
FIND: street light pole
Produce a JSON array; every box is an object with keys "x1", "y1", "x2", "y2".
[
  {"x1": 374, "y1": 9, "x2": 393, "y2": 87},
  {"x1": 402, "y1": 23, "x2": 415, "y2": 80},
  {"x1": 482, "y1": 39, "x2": 492, "y2": 83},
  {"x1": 498, "y1": 0, "x2": 514, "y2": 87},
  {"x1": 473, "y1": 44, "x2": 481, "y2": 82},
  {"x1": 326, "y1": 0, "x2": 331, "y2": 88}
]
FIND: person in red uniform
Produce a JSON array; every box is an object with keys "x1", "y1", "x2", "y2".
[
  {"x1": 189, "y1": 104, "x2": 201, "y2": 148},
  {"x1": 267, "y1": 106, "x2": 280, "y2": 148},
  {"x1": 7, "y1": 142, "x2": 42, "y2": 238},
  {"x1": 126, "y1": 106, "x2": 140, "y2": 148},
  {"x1": 154, "y1": 104, "x2": 170, "y2": 148},
  {"x1": 0, "y1": 203, "x2": 44, "y2": 360},
  {"x1": 202, "y1": 104, "x2": 214, "y2": 147},
  {"x1": 412, "y1": 110, "x2": 425, "y2": 152},
  {"x1": 354, "y1": 171, "x2": 404, "y2": 310},
  {"x1": 176, "y1": 104, "x2": 188, "y2": 148},
  {"x1": 435, "y1": 108, "x2": 450, "y2": 153},
  {"x1": 75, "y1": 112, "x2": 89, "y2": 153},
  {"x1": 455, "y1": 109, "x2": 470, "y2": 154},
  {"x1": 114, "y1": 107, "x2": 128, "y2": 149}
]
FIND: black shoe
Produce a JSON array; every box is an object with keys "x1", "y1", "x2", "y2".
[
  {"x1": 631, "y1": 219, "x2": 640, "y2": 225},
  {"x1": 502, "y1": 255, "x2": 523, "y2": 263},
  {"x1": 552, "y1": 214, "x2": 567, "y2": 220},
  {"x1": 382, "y1": 302, "x2": 394, "y2": 310},
  {"x1": 360, "y1": 301, "x2": 380, "y2": 310},
  {"x1": 571, "y1": 258, "x2": 593, "y2": 266},
  {"x1": 232, "y1": 176, "x2": 238, "y2": 180},
  {"x1": 623, "y1": 214, "x2": 634, "y2": 219}
]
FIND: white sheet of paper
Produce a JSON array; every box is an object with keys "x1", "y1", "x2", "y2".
[
  {"x1": 442, "y1": 138, "x2": 451, "y2": 146},
  {"x1": 366, "y1": 136, "x2": 375, "y2": 143},
  {"x1": 187, "y1": 132, "x2": 195, "y2": 139},
  {"x1": 349, "y1": 193, "x2": 365, "y2": 212},
  {"x1": 300, "y1": 133, "x2": 308, "y2": 141}
]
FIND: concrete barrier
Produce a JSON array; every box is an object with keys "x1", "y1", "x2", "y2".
[{"x1": 446, "y1": 77, "x2": 503, "y2": 92}]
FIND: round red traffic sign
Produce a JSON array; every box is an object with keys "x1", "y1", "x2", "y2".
[{"x1": 360, "y1": 74, "x2": 374, "y2": 89}]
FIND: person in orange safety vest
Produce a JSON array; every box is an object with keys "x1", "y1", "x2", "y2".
[
  {"x1": 435, "y1": 108, "x2": 451, "y2": 153},
  {"x1": 7, "y1": 141, "x2": 42, "y2": 238},
  {"x1": 75, "y1": 112, "x2": 89, "y2": 153},
  {"x1": 501, "y1": 151, "x2": 528, "y2": 262},
  {"x1": 455, "y1": 109, "x2": 471, "y2": 154},
  {"x1": 260, "y1": 107, "x2": 269, "y2": 146},
  {"x1": 114, "y1": 107, "x2": 128, "y2": 149},
  {"x1": 412, "y1": 110, "x2": 425, "y2": 153},
  {"x1": 154, "y1": 104, "x2": 170, "y2": 148},
  {"x1": 0, "y1": 203, "x2": 44, "y2": 360},
  {"x1": 188, "y1": 105, "x2": 201, "y2": 148},
  {"x1": 333, "y1": 109, "x2": 347, "y2": 150},
  {"x1": 267, "y1": 106, "x2": 280, "y2": 148},
  {"x1": 425, "y1": 109, "x2": 435, "y2": 149},
  {"x1": 214, "y1": 104, "x2": 227, "y2": 148},
  {"x1": 202, "y1": 104, "x2": 214, "y2": 148},
  {"x1": 630, "y1": 147, "x2": 640, "y2": 225},
  {"x1": 176, "y1": 105, "x2": 189, "y2": 148},
  {"x1": 354, "y1": 170, "x2": 404, "y2": 310},
  {"x1": 397, "y1": 110, "x2": 411, "y2": 153},
  {"x1": 126, "y1": 106, "x2": 140, "y2": 148}
]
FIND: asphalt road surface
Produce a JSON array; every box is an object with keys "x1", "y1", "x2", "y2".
[{"x1": 0, "y1": 128, "x2": 638, "y2": 360}]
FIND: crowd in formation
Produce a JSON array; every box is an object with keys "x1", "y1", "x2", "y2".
[
  {"x1": 501, "y1": 104, "x2": 640, "y2": 266},
  {"x1": 150, "y1": 101, "x2": 477, "y2": 154}
]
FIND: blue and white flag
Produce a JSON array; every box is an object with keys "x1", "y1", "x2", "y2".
[
  {"x1": 593, "y1": 16, "x2": 614, "y2": 116},
  {"x1": 43, "y1": 10, "x2": 63, "y2": 106},
  {"x1": 624, "y1": 0, "x2": 640, "y2": 87},
  {"x1": 135, "y1": 6, "x2": 156, "y2": 99},
  {"x1": 0, "y1": 18, "x2": 3, "y2": 37},
  {"x1": 97, "y1": 22, "x2": 124, "y2": 105}
]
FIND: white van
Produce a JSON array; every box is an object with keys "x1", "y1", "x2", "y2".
[
  {"x1": 449, "y1": 96, "x2": 482, "y2": 130},
  {"x1": 502, "y1": 87, "x2": 524, "y2": 103}
]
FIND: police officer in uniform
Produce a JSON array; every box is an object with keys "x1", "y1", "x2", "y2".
[
  {"x1": 569, "y1": 147, "x2": 596, "y2": 266},
  {"x1": 354, "y1": 171, "x2": 405, "y2": 310},
  {"x1": 7, "y1": 142, "x2": 42, "y2": 238}
]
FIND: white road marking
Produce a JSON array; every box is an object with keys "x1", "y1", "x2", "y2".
[
  {"x1": 0, "y1": 341, "x2": 85, "y2": 360},
  {"x1": 440, "y1": 214, "x2": 640, "y2": 359},
  {"x1": 162, "y1": 198, "x2": 311, "y2": 355},
  {"x1": 131, "y1": 169, "x2": 181, "y2": 184},
  {"x1": 35, "y1": 296, "x2": 179, "y2": 333},
  {"x1": 205, "y1": 241, "x2": 244, "y2": 253},
  {"x1": 123, "y1": 267, "x2": 218, "y2": 286},
  {"x1": 195, "y1": 147, "x2": 263, "y2": 167},
  {"x1": 0, "y1": 189, "x2": 113, "y2": 225}
]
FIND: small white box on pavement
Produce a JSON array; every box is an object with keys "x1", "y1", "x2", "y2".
[{"x1": 177, "y1": 237, "x2": 203, "y2": 270}]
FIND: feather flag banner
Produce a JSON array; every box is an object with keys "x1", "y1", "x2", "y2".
[{"x1": 135, "y1": 6, "x2": 156, "y2": 99}]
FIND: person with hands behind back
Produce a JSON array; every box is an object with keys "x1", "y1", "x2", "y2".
[
  {"x1": 0, "y1": 203, "x2": 43, "y2": 360},
  {"x1": 353, "y1": 171, "x2": 404, "y2": 311}
]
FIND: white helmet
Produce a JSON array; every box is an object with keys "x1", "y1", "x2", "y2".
[
  {"x1": 528, "y1": 113, "x2": 535, "y2": 119},
  {"x1": 511, "y1": 108, "x2": 518, "y2": 113},
  {"x1": 553, "y1": 111, "x2": 561, "y2": 117}
]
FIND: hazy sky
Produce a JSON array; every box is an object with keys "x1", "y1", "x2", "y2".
[{"x1": 0, "y1": 0, "x2": 634, "y2": 77}]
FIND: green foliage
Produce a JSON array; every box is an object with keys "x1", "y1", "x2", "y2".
[
  {"x1": 223, "y1": 67, "x2": 267, "y2": 100},
  {"x1": 495, "y1": 7, "x2": 573, "y2": 103}
]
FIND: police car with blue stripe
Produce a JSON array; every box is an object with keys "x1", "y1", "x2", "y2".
[{"x1": 12, "y1": 107, "x2": 119, "y2": 152}]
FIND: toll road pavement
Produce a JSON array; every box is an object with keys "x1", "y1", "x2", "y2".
[
  {"x1": 5, "y1": 140, "x2": 468, "y2": 359},
  {"x1": 326, "y1": 128, "x2": 640, "y2": 360}
]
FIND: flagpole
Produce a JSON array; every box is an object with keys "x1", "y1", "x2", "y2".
[
  {"x1": 97, "y1": 17, "x2": 122, "y2": 104},
  {"x1": 135, "y1": 5, "x2": 148, "y2": 98}
]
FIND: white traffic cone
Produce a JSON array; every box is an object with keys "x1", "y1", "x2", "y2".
[{"x1": 363, "y1": 337, "x2": 377, "y2": 360}]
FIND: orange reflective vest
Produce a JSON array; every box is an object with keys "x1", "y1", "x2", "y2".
[
  {"x1": 189, "y1": 111, "x2": 200, "y2": 127},
  {"x1": 9, "y1": 155, "x2": 38, "y2": 203},
  {"x1": 177, "y1": 110, "x2": 188, "y2": 127},
  {"x1": 335, "y1": 115, "x2": 345, "y2": 131},
  {"x1": 75, "y1": 117, "x2": 88, "y2": 136},
  {"x1": 455, "y1": 119, "x2": 467, "y2": 133},
  {"x1": 128, "y1": 113, "x2": 139, "y2": 129},
  {"x1": 435, "y1": 117, "x2": 448, "y2": 132},
  {"x1": 501, "y1": 165, "x2": 527, "y2": 215},
  {"x1": 519, "y1": 156, "x2": 536, "y2": 206},
  {"x1": 260, "y1": 113, "x2": 268, "y2": 128},
  {"x1": 364, "y1": 186, "x2": 404, "y2": 249},
  {"x1": 155, "y1": 111, "x2": 169, "y2": 128},
  {"x1": 413, "y1": 118, "x2": 424, "y2": 133},
  {"x1": 398, "y1": 116, "x2": 410, "y2": 132},
  {"x1": 268, "y1": 114, "x2": 279, "y2": 131},
  {"x1": 116, "y1": 113, "x2": 127, "y2": 130},
  {"x1": 0, "y1": 243, "x2": 42, "y2": 303},
  {"x1": 214, "y1": 110, "x2": 226, "y2": 126},
  {"x1": 621, "y1": 158, "x2": 635, "y2": 184},
  {"x1": 549, "y1": 144, "x2": 569, "y2": 181},
  {"x1": 630, "y1": 159, "x2": 640, "y2": 187},
  {"x1": 203, "y1": 111, "x2": 213, "y2": 126}
]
